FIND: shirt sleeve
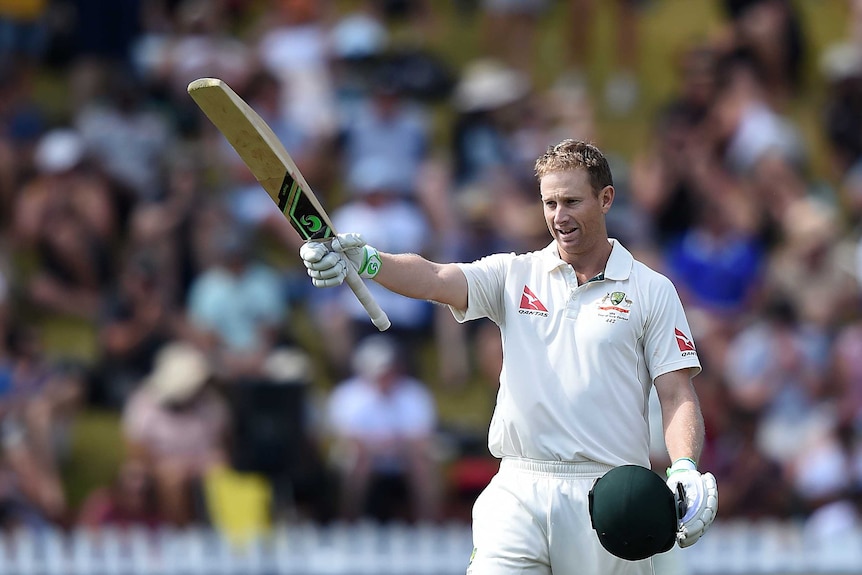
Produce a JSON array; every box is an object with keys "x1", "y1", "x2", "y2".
[
  {"x1": 642, "y1": 274, "x2": 702, "y2": 381},
  {"x1": 449, "y1": 253, "x2": 514, "y2": 325}
]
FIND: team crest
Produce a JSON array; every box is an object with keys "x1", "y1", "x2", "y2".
[{"x1": 598, "y1": 291, "x2": 632, "y2": 323}]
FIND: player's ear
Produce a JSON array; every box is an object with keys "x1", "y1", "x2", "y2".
[{"x1": 600, "y1": 185, "x2": 614, "y2": 213}]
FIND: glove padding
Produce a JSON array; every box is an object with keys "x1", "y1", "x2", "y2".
[
  {"x1": 666, "y1": 460, "x2": 718, "y2": 548},
  {"x1": 299, "y1": 233, "x2": 381, "y2": 288}
]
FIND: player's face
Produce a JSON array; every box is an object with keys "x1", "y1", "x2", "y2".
[{"x1": 540, "y1": 168, "x2": 613, "y2": 263}]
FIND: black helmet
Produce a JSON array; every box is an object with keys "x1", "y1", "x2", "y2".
[{"x1": 588, "y1": 465, "x2": 679, "y2": 561}]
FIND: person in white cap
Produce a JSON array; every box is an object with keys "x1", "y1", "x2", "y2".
[
  {"x1": 300, "y1": 139, "x2": 717, "y2": 574},
  {"x1": 326, "y1": 334, "x2": 440, "y2": 522}
]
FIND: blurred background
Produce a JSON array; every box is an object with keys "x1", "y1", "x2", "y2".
[{"x1": 0, "y1": 0, "x2": 861, "y2": 573}]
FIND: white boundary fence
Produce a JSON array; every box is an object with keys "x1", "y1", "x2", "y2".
[{"x1": 0, "y1": 520, "x2": 858, "y2": 574}]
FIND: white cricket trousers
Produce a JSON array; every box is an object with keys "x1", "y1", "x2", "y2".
[{"x1": 467, "y1": 457, "x2": 656, "y2": 575}]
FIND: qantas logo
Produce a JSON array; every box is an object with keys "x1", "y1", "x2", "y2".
[
  {"x1": 675, "y1": 328, "x2": 696, "y2": 353},
  {"x1": 519, "y1": 286, "x2": 548, "y2": 317}
]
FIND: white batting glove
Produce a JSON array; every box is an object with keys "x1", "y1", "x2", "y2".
[
  {"x1": 666, "y1": 458, "x2": 718, "y2": 548},
  {"x1": 331, "y1": 233, "x2": 382, "y2": 279},
  {"x1": 300, "y1": 241, "x2": 346, "y2": 287},
  {"x1": 299, "y1": 233, "x2": 381, "y2": 288}
]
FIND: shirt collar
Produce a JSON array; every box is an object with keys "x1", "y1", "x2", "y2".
[{"x1": 539, "y1": 238, "x2": 633, "y2": 281}]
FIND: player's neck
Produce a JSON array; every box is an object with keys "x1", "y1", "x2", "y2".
[{"x1": 564, "y1": 239, "x2": 613, "y2": 285}]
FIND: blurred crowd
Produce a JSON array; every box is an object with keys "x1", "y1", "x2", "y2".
[{"x1": 0, "y1": 0, "x2": 861, "y2": 542}]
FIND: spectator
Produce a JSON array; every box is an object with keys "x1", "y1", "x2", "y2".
[
  {"x1": 185, "y1": 224, "x2": 290, "y2": 382},
  {"x1": 3, "y1": 325, "x2": 84, "y2": 483},
  {"x1": 122, "y1": 340, "x2": 231, "y2": 526},
  {"x1": 711, "y1": 50, "x2": 805, "y2": 187},
  {"x1": 831, "y1": 316, "x2": 862, "y2": 430},
  {"x1": 478, "y1": 0, "x2": 550, "y2": 77},
  {"x1": 764, "y1": 197, "x2": 857, "y2": 329},
  {"x1": 0, "y1": 61, "x2": 47, "y2": 232},
  {"x1": 124, "y1": 149, "x2": 205, "y2": 309},
  {"x1": 93, "y1": 252, "x2": 179, "y2": 409},
  {"x1": 0, "y1": 408, "x2": 66, "y2": 530},
  {"x1": 787, "y1": 419, "x2": 857, "y2": 517},
  {"x1": 226, "y1": 348, "x2": 332, "y2": 523},
  {"x1": 74, "y1": 66, "x2": 176, "y2": 203},
  {"x1": 628, "y1": 41, "x2": 726, "y2": 239},
  {"x1": 328, "y1": 6, "x2": 389, "y2": 117},
  {"x1": 706, "y1": 405, "x2": 796, "y2": 518},
  {"x1": 724, "y1": 298, "x2": 832, "y2": 468},
  {"x1": 255, "y1": 0, "x2": 338, "y2": 142},
  {"x1": 821, "y1": 41, "x2": 862, "y2": 187},
  {"x1": 339, "y1": 63, "x2": 432, "y2": 201},
  {"x1": 450, "y1": 59, "x2": 530, "y2": 190},
  {"x1": 719, "y1": 0, "x2": 807, "y2": 105},
  {"x1": 142, "y1": 0, "x2": 254, "y2": 106},
  {"x1": 664, "y1": 196, "x2": 766, "y2": 320},
  {"x1": 0, "y1": 322, "x2": 86, "y2": 528},
  {"x1": 566, "y1": 0, "x2": 646, "y2": 116},
  {"x1": 315, "y1": 157, "x2": 434, "y2": 374},
  {"x1": 77, "y1": 458, "x2": 164, "y2": 529},
  {"x1": 543, "y1": 74, "x2": 597, "y2": 150},
  {"x1": 13, "y1": 128, "x2": 118, "y2": 321},
  {"x1": 326, "y1": 335, "x2": 441, "y2": 523}
]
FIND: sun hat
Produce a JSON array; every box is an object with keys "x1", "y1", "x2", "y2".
[
  {"x1": 453, "y1": 59, "x2": 529, "y2": 113},
  {"x1": 34, "y1": 129, "x2": 85, "y2": 174},
  {"x1": 351, "y1": 335, "x2": 399, "y2": 380},
  {"x1": 589, "y1": 465, "x2": 680, "y2": 561},
  {"x1": 330, "y1": 13, "x2": 388, "y2": 60},
  {"x1": 820, "y1": 41, "x2": 862, "y2": 83},
  {"x1": 144, "y1": 342, "x2": 212, "y2": 404}
]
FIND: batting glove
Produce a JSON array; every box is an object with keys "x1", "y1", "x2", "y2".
[
  {"x1": 332, "y1": 233, "x2": 381, "y2": 279},
  {"x1": 299, "y1": 233, "x2": 381, "y2": 288},
  {"x1": 666, "y1": 458, "x2": 718, "y2": 548}
]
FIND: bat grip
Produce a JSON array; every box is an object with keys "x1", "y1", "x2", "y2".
[{"x1": 344, "y1": 265, "x2": 391, "y2": 331}]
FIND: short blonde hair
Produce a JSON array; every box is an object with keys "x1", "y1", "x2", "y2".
[{"x1": 534, "y1": 139, "x2": 613, "y2": 195}]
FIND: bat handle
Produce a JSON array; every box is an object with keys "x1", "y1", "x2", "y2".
[{"x1": 344, "y1": 265, "x2": 391, "y2": 331}]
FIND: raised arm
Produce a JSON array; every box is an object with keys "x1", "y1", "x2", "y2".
[
  {"x1": 375, "y1": 252, "x2": 468, "y2": 310},
  {"x1": 300, "y1": 233, "x2": 469, "y2": 311}
]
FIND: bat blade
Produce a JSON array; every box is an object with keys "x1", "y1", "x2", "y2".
[
  {"x1": 187, "y1": 77, "x2": 390, "y2": 331},
  {"x1": 187, "y1": 77, "x2": 332, "y2": 241}
]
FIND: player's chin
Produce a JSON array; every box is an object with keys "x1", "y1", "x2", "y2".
[{"x1": 555, "y1": 229, "x2": 580, "y2": 246}]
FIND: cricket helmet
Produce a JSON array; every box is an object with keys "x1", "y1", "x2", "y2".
[{"x1": 588, "y1": 464, "x2": 679, "y2": 561}]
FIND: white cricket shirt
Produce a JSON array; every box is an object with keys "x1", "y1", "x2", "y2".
[{"x1": 451, "y1": 239, "x2": 701, "y2": 467}]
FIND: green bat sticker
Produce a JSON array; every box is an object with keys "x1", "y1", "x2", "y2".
[{"x1": 277, "y1": 174, "x2": 333, "y2": 240}]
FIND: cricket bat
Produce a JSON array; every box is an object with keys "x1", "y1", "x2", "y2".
[{"x1": 187, "y1": 77, "x2": 391, "y2": 331}]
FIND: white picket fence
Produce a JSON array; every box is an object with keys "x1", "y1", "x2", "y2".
[{"x1": 0, "y1": 520, "x2": 857, "y2": 575}]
